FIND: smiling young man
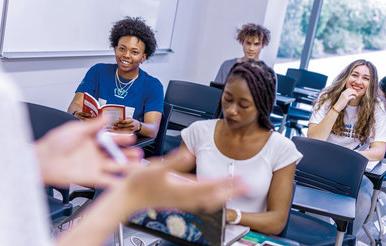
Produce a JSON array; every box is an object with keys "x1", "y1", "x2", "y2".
[
  {"x1": 214, "y1": 23, "x2": 270, "y2": 84},
  {"x1": 68, "y1": 17, "x2": 163, "y2": 138}
]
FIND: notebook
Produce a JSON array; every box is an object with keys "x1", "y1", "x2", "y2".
[{"x1": 127, "y1": 207, "x2": 249, "y2": 246}]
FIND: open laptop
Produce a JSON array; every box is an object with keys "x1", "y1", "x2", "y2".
[{"x1": 127, "y1": 207, "x2": 249, "y2": 246}]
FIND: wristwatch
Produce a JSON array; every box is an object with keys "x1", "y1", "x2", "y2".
[{"x1": 135, "y1": 122, "x2": 142, "y2": 133}]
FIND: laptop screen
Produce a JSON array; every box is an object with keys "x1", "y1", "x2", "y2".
[{"x1": 127, "y1": 208, "x2": 225, "y2": 246}]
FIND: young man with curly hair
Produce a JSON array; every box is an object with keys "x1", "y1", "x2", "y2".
[
  {"x1": 68, "y1": 17, "x2": 163, "y2": 138},
  {"x1": 214, "y1": 23, "x2": 271, "y2": 84}
]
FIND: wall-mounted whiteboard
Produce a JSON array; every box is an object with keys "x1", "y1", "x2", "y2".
[{"x1": 0, "y1": 0, "x2": 178, "y2": 58}]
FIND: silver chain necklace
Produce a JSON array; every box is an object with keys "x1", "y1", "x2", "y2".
[{"x1": 114, "y1": 69, "x2": 138, "y2": 99}]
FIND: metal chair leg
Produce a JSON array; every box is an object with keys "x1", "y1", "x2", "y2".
[
  {"x1": 376, "y1": 202, "x2": 384, "y2": 243},
  {"x1": 335, "y1": 231, "x2": 345, "y2": 246}
]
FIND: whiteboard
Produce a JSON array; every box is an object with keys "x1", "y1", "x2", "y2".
[{"x1": 0, "y1": 0, "x2": 178, "y2": 58}]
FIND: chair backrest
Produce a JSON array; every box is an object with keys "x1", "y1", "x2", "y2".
[
  {"x1": 24, "y1": 102, "x2": 77, "y2": 206},
  {"x1": 25, "y1": 102, "x2": 77, "y2": 141},
  {"x1": 152, "y1": 103, "x2": 173, "y2": 156},
  {"x1": 165, "y1": 80, "x2": 222, "y2": 119},
  {"x1": 277, "y1": 74, "x2": 296, "y2": 97},
  {"x1": 292, "y1": 136, "x2": 368, "y2": 198},
  {"x1": 286, "y1": 68, "x2": 327, "y2": 90},
  {"x1": 209, "y1": 81, "x2": 225, "y2": 91}
]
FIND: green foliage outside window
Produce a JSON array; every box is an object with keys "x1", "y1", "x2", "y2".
[{"x1": 278, "y1": 0, "x2": 386, "y2": 59}]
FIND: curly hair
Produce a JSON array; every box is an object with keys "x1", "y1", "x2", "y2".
[
  {"x1": 315, "y1": 59, "x2": 379, "y2": 143},
  {"x1": 236, "y1": 23, "x2": 271, "y2": 46},
  {"x1": 109, "y1": 17, "x2": 157, "y2": 58},
  {"x1": 226, "y1": 60, "x2": 276, "y2": 130}
]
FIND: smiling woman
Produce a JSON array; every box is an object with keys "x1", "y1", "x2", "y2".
[
  {"x1": 307, "y1": 59, "x2": 386, "y2": 235},
  {"x1": 67, "y1": 17, "x2": 164, "y2": 138}
]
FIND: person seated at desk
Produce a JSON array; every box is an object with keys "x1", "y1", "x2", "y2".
[
  {"x1": 68, "y1": 17, "x2": 163, "y2": 138},
  {"x1": 173, "y1": 61, "x2": 303, "y2": 235},
  {"x1": 214, "y1": 23, "x2": 270, "y2": 84},
  {"x1": 307, "y1": 59, "x2": 386, "y2": 235},
  {"x1": 0, "y1": 79, "x2": 245, "y2": 246}
]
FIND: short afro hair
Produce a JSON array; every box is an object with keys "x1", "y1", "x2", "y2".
[
  {"x1": 236, "y1": 23, "x2": 271, "y2": 47},
  {"x1": 109, "y1": 17, "x2": 157, "y2": 58}
]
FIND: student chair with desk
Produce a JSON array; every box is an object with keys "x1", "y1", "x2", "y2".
[
  {"x1": 25, "y1": 102, "x2": 77, "y2": 225},
  {"x1": 284, "y1": 136, "x2": 368, "y2": 246},
  {"x1": 163, "y1": 80, "x2": 222, "y2": 154},
  {"x1": 271, "y1": 74, "x2": 297, "y2": 133},
  {"x1": 285, "y1": 68, "x2": 328, "y2": 137}
]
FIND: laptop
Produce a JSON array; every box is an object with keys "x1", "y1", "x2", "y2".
[{"x1": 127, "y1": 207, "x2": 249, "y2": 246}]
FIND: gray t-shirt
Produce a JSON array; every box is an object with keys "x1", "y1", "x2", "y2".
[{"x1": 214, "y1": 58, "x2": 238, "y2": 84}]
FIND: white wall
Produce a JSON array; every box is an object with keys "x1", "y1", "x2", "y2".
[{"x1": 0, "y1": 0, "x2": 288, "y2": 111}]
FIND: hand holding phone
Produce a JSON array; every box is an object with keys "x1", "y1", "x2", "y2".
[{"x1": 97, "y1": 130, "x2": 129, "y2": 165}]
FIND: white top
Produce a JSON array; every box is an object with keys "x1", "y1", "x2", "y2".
[
  {"x1": 309, "y1": 99, "x2": 386, "y2": 150},
  {"x1": 0, "y1": 81, "x2": 52, "y2": 246},
  {"x1": 181, "y1": 120, "x2": 303, "y2": 213}
]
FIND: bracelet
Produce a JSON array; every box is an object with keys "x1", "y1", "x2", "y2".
[
  {"x1": 135, "y1": 122, "x2": 142, "y2": 133},
  {"x1": 229, "y1": 208, "x2": 242, "y2": 225},
  {"x1": 72, "y1": 111, "x2": 78, "y2": 116},
  {"x1": 331, "y1": 105, "x2": 340, "y2": 114}
]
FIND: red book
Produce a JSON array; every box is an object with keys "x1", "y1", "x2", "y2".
[{"x1": 82, "y1": 92, "x2": 126, "y2": 126}]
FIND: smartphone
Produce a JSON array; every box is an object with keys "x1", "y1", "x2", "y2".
[{"x1": 97, "y1": 130, "x2": 128, "y2": 165}]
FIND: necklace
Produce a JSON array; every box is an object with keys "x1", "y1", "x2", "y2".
[{"x1": 114, "y1": 69, "x2": 138, "y2": 99}]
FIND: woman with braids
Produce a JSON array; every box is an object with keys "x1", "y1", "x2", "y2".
[
  {"x1": 308, "y1": 59, "x2": 386, "y2": 234},
  {"x1": 214, "y1": 23, "x2": 270, "y2": 84},
  {"x1": 68, "y1": 17, "x2": 163, "y2": 138},
  {"x1": 172, "y1": 60, "x2": 302, "y2": 234}
]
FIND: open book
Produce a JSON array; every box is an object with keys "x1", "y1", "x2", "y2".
[{"x1": 83, "y1": 92, "x2": 134, "y2": 126}]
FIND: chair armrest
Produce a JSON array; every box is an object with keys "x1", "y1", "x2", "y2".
[{"x1": 293, "y1": 185, "x2": 356, "y2": 222}]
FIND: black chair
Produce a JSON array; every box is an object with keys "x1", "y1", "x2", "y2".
[
  {"x1": 271, "y1": 74, "x2": 297, "y2": 132},
  {"x1": 143, "y1": 103, "x2": 173, "y2": 157},
  {"x1": 283, "y1": 137, "x2": 368, "y2": 246},
  {"x1": 163, "y1": 80, "x2": 222, "y2": 153},
  {"x1": 165, "y1": 80, "x2": 222, "y2": 130},
  {"x1": 285, "y1": 69, "x2": 328, "y2": 137},
  {"x1": 25, "y1": 102, "x2": 76, "y2": 223}
]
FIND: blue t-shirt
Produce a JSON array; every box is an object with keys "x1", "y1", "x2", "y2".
[{"x1": 76, "y1": 63, "x2": 164, "y2": 121}]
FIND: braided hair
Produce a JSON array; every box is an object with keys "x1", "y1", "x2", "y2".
[{"x1": 226, "y1": 60, "x2": 276, "y2": 130}]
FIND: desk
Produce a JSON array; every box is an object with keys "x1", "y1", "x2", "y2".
[
  {"x1": 275, "y1": 95, "x2": 296, "y2": 133},
  {"x1": 293, "y1": 185, "x2": 356, "y2": 246},
  {"x1": 293, "y1": 87, "x2": 320, "y2": 98},
  {"x1": 168, "y1": 111, "x2": 204, "y2": 130},
  {"x1": 135, "y1": 135, "x2": 155, "y2": 148}
]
